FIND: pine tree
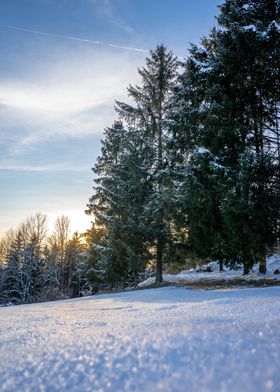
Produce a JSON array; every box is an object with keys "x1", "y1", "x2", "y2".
[
  {"x1": 64, "y1": 232, "x2": 87, "y2": 296},
  {"x1": 183, "y1": 149, "x2": 228, "y2": 270},
  {"x1": 2, "y1": 230, "x2": 25, "y2": 300},
  {"x1": 115, "y1": 45, "x2": 178, "y2": 283},
  {"x1": 87, "y1": 122, "x2": 150, "y2": 287},
  {"x1": 221, "y1": 152, "x2": 279, "y2": 274},
  {"x1": 171, "y1": 0, "x2": 280, "y2": 273},
  {"x1": 3, "y1": 230, "x2": 44, "y2": 302},
  {"x1": 217, "y1": 0, "x2": 280, "y2": 272},
  {"x1": 84, "y1": 223, "x2": 109, "y2": 287}
]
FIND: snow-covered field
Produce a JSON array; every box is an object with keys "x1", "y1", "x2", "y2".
[
  {"x1": 139, "y1": 255, "x2": 280, "y2": 287},
  {"x1": 1, "y1": 287, "x2": 280, "y2": 392}
]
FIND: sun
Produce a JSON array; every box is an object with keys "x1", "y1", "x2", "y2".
[{"x1": 48, "y1": 209, "x2": 92, "y2": 235}]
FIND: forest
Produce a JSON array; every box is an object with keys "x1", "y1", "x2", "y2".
[{"x1": 1, "y1": 0, "x2": 280, "y2": 303}]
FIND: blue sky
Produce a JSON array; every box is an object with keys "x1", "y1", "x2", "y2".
[{"x1": 0, "y1": 0, "x2": 221, "y2": 235}]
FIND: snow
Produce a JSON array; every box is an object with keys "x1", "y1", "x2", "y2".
[
  {"x1": 139, "y1": 255, "x2": 280, "y2": 288},
  {"x1": 93, "y1": 244, "x2": 109, "y2": 251},
  {"x1": 269, "y1": 20, "x2": 280, "y2": 32},
  {"x1": 192, "y1": 59, "x2": 212, "y2": 73},
  {"x1": 196, "y1": 147, "x2": 210, "y2": 155},
  {"x1": 0, "y1": 302, "x2": 14, "y2": 308},
  {"x1": 243, "y1": 25, "x2": 257, "y2": 32},
  {"x1": 1, "y1": 286, "x2": 280, "y2": 391},
  {"x1": 196, "y1": 48, "x2": 206, "y2": 56}
]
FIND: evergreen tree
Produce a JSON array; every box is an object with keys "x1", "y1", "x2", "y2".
[
  {"x1": 217, "y1": 0, "x2": 280, "y2": 272},
  {"x1": 87, "y1": 121, "x2": 150, "y2": 287},
  {"x1": 64, "y1": 232, "x2": 87, "y2": 296},
  {"x1": 171, "y1": 0, "x2": 280, "y2": 273},
  {"x1": 183, "y1": 149, "x2": 228, "y2": 271},
  {"x1": 221, "y1": 152, "x2": 279, "y2": 274},
  {"x1": 2, "y1": 230, "x2": 25, "y2": 300},
  {"x1": 84, "y1": 223, "x2": 110, "y2": 287},
  {"x1": 3, "y1": 230, "x2": 44, "y2": 302},
  {"x1": 115, "y1": 45, "x2": 178, "y2": 283}
]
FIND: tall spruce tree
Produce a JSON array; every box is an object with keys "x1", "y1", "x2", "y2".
[
  {"x1": 87, "y1": 46, "x2": 178, "y2": 285},
  {"x1": 171, "y1": 0, "x2": 280, "y2": 273},
  {"x1": 116, "y1": 45, "x2": 178, "y2": 283},
  {"x1": 217, "y1": 0, "x2": 280, "y2": 272}
]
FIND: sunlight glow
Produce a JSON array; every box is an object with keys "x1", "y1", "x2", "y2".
[{"x1": 48, "y1": 209, "x2": 92, "y2": 235}]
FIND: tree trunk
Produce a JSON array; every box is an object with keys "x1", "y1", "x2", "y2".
[
  {"x1": 258, "y1": 254, "x2": 267, "y2": 274},
  {"x1": 155, "y1": 240, "x2": 163, "y2": 284},
  {"x1": 219, "y1": 259, "x2": 224, "y2": 272},
  {"x1": 276, "y1": 105, "x2": 280, "y2": 166},
  {"x1": 243, "y1": 262, "x2": 250, "y2": 275}
]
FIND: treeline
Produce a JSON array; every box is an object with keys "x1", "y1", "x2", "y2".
[
  {"x1": 86, "y1": 0, "x2": 280, "y2": 285},
  {"x1": 0, "y1": 213, "x2": 92, "y2": 304},
  {"x1": 0, "y1": 212, "x2": 151, "y2": 304}
]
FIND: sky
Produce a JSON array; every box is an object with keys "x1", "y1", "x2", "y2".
[{"x1": 0, "y1": 0, "x2": 221, "y2": 236}]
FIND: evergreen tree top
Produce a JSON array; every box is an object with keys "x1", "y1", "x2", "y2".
[
  {"x1": 218, "y1": 0, "x2": 280, "y2": 31},
  {"x1": 115, "y1": 45, "x2": 178, "y2": 127}
]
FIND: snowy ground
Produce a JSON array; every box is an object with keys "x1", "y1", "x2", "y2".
[
  {"x1": 139, "y1": 254, "x2": 280, "y2": 288},
  {"x1": 1, "y1": 287, "x2": 280, "y2": 391}
]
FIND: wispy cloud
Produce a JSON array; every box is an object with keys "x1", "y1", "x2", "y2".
[
  {"x1": 0, "y1": 42, "x2": 145, "y2": 152},
  {"x1": 0, "y1": 162, "x2": 89, "y2": 172},
  {"x1": 90, "y1": 0, "x2": 134, "y2": 33}
]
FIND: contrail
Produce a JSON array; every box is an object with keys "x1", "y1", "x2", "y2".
[{"x1": 0, "y1": 23, "x2": 149, "y2": 54}]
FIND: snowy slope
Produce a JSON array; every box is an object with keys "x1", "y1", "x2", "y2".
[{"x1": 1, "y1": 287, "x2": 280, "y2": 392}]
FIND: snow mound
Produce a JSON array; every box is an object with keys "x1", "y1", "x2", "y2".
[
  {"x1": 138, "y1": 255, "x2": 280, "y2": 288},
  {"x1": 0, "y1": 302, "x2": 14, "y2": 308}
]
